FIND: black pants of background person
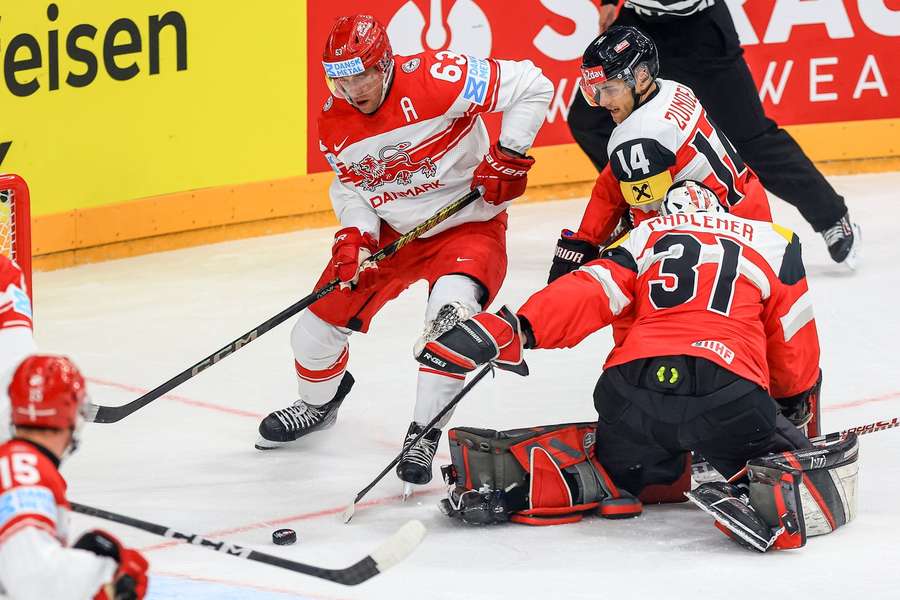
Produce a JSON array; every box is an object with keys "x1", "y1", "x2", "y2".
[
  {"x1": 592, "y1": 355, "x2": 811, "y2": 496},
  {"x1": 568, "y1": 3, "x2": 847, "y2": 232}
]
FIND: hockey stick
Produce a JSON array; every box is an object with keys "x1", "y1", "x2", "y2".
[
  {"x1": 343, "y1": 363, "x2": 495, "y2": 523},
  {"x1": 812, "y1": 415, "x2": 899, "y2": 443},
  {"x1": 70, "y1": 502, "x2": 426, "y2": 585},
  {"x1": 692, "y1": 415, "x2": 899, "y2": 482},
  {"x1": 85, "y1": 186, "x2": 485, "y2": 424}
]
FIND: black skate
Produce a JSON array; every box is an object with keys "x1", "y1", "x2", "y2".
[
  {"x1": 685, "y1": 482, "x2": 778, "y2": 552},
  {"x1": 821, "y1": 211, "x2": 861, "y2": 269},
  {"x1": 396, "y1": 422, "x2": 442, "y2": 497},
  {"x1": 255, "y1": 372, "x2": 354, "y2": 450}
]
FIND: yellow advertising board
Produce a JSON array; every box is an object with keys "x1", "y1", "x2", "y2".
[
  {"x1": 1, "y1": 2, "x2": 897, "y2": 270},
  {"x1": 1, "y1": 1, "x2": 308, "y2": 217}
]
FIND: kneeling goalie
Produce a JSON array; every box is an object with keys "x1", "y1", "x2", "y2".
[{"x1": 415, "y1": 180, "x2": 857, "y2": 552}]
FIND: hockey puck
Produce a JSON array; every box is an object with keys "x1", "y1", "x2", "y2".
[{"x1": 272, "y1": 528, "x2": 297, "y2": 545}]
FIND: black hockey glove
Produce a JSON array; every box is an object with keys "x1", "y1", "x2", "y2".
[
  {"x1": 776, "y1": 369, "x2": 822, "y2": 435},
  {"x1": 439, "y1": 485, "x2": 526, "y2": 525},
  {"x1": 74, "y1": 530, "x2": 149, "y2": 600},
  {"x1": 548, "y1": 229, "x2": 600, "y2": 284}
]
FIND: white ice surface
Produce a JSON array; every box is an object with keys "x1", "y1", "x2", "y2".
[{"x1": 34, "y1": 172, "x2": 900, "y2": 599}]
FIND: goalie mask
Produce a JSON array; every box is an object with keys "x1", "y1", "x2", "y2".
[
  {"x1": 322, "y1": 15, "x2": 394, "y2": 114},
  {"x1": 662, "y1": 180, "x2": 726, "y2": 216}
]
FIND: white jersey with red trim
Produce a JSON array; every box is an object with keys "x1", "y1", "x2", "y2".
[
  {"x1": 0, "y1": 439, "x2": 116, "y2": 600},
  {"x1": 575, "y1": 79, "x2": 771, "y2": 246},
  {"x1": 318, "y1": 51, "x2": 553, "y2": 240},
  {"x1": 0, "y1": 256, "x2": 37, "y2": 445},
  {"x1": 607, "y1": 78, "x2": 760, "y2": 212}
]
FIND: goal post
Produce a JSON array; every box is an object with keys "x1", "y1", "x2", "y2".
[{"x1": 0, "y1": 174, "x2": 32, "y2": 299}]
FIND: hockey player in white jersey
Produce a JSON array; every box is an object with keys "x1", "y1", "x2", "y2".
[
  {"x1": 0, "y1": 255, "x2": 36, "y2": 444},
  {"x1": 548, "y1": 26, "x2": 775, "y2": 284},
  {"x1": 0, "y1": 355, "x2": 149, "y2": 599},
  {"x1": 255, "y1": 14, "x2": 553, "y2": 492}
]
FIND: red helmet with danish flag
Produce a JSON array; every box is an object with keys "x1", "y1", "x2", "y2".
[
  {"x1": 8, "y1": 355, "x2": 87, "y2": 430},
  {"x1": 322, "y1": 15, "x2": 394, "y2": 112},
  {"x1": 322, "y1": 15, "x2": 393, "y2": 81}
]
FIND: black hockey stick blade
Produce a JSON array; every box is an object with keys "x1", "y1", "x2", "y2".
[
  {"x1": 343, "y1": 362, "x2": 494, "y2": 523},
  {"x1": 84, "y1": 186, "x2": 484, "y2": 424},
  {"x1": 70, "y1": 502, "x2": 426, "y2": 585}
]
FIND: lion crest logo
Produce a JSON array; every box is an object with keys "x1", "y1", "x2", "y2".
[{"x1": 349, "y1": 142, "x2": 437, "y2": 192}]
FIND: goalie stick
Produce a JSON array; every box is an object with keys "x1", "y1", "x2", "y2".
[
  {"x1": 70, "y1": 502, "x2": 426, "y2": 585},
  {"x1": 343, "y1": 363, "x2": 495, "y2": 523},
  {"x1": 692, "y1": 415, "x2": 899, "y2": 483},
  {"x1": 84, "y1": 186, "x2": 485, "y2": 424}
]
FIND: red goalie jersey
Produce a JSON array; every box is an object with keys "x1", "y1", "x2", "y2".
[{"x1": 520, "y1": 211, "x2": 820, "y2": 399}]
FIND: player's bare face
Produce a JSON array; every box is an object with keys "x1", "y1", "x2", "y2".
[
  {"x1": 333, "y1": 67, "x2": 385, "y2": 114},
  {"x1": 596, "y1": 80, "x2": 634, "y2": 124}
]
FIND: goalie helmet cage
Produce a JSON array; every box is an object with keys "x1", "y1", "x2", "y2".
[{"x1": 0, "y1": 174, "x2": 32, "y2": 299}]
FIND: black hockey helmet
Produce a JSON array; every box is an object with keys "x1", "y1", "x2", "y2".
[{"x1": 579, "y1": 26, "x2": 659, "y2": 107}]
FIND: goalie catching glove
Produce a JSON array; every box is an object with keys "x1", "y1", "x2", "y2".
[{"x1": 414, "y1": 306, "x2": 529, "y2": 376}]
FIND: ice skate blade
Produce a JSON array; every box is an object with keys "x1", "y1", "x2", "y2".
[
  {"x1": 254, "y1": 437, "x2": 293, "y2": 450},
  {"x1": 842, "y1": 224, "x2": 861, "y2": 271},
  {"x1": 401, "y1": 482, "x2": 414, "y2": 502},
  {"x1": 342, "y1": 501, "x2": 356, "y2": 524}
]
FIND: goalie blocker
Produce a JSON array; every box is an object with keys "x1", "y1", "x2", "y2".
[
  {"x1": 686, "y1": 432, "x2": 859, "y2": 552},
  {"x1": 439, "y1": 422, "x2": 691, "y2": 526}
]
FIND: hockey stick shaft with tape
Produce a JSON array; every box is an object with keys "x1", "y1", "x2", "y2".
[
  {"x1": 692, "y1": 414, "x2": 899, "y2": 482},
  {"x1": 70, "y1": 502, "x2": 425, "y2": 585},
  {"x1": 811, "y1": 415, "x2": 899, "y2": 443},
  {"x1": 86, "y1": 187, "x2": 485, "y2": 424}
]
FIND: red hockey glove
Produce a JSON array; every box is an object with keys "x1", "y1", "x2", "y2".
[
  {"x1": 75, "y1": 530, "x2": 149, "y2": 600},
  {"x1": 331, "y1": 227, "x2": 378, "y2": 292},
  {"x1": 472, "y1": 143, "x2": 535, "y2": 205},
  {"x1": 416, "y1": 305, "x2": 529, "y2": 376}
]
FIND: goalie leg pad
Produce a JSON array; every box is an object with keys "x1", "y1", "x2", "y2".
[
  {"x1": 749, "y1": 432, "x2": 859, "y2": 538},
  {"x1": 688, "y1": 432, "x2": 859, "y2": 552},
  {"x1": 510, "y1": 446, "x2": 584, "y2": 526},
  {"x1": 444, "y1": 423, "x2": 639, "y2": 524}
]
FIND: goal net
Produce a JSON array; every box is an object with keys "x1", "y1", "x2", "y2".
[{"x1": 0, "y1": 174, "x2": 32, "y2": 297}]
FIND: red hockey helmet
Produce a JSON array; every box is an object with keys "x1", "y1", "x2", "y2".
[
  {"x1": 322, "y1": 15, "x2": 394, "y2": 111},
  {"x1": 8, "y1": 355, "x2": 87, "y2": 431}
]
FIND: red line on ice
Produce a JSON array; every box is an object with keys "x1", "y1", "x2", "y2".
[
  {"x1": 153, "y1": 570, "x2": 351, "y2": 600},
  {"x1": 825, "y1": 390, "x2": 900, "y2": 411},
  {"x1": 86, "y1": 377, "x2": 263, "y2": 418},
  {"x1": 139, "y1": 486, "x2": 442, "y2": 553},
  {"x1": 89, "y1": 374, "x2": 900, "y2": 423}
]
